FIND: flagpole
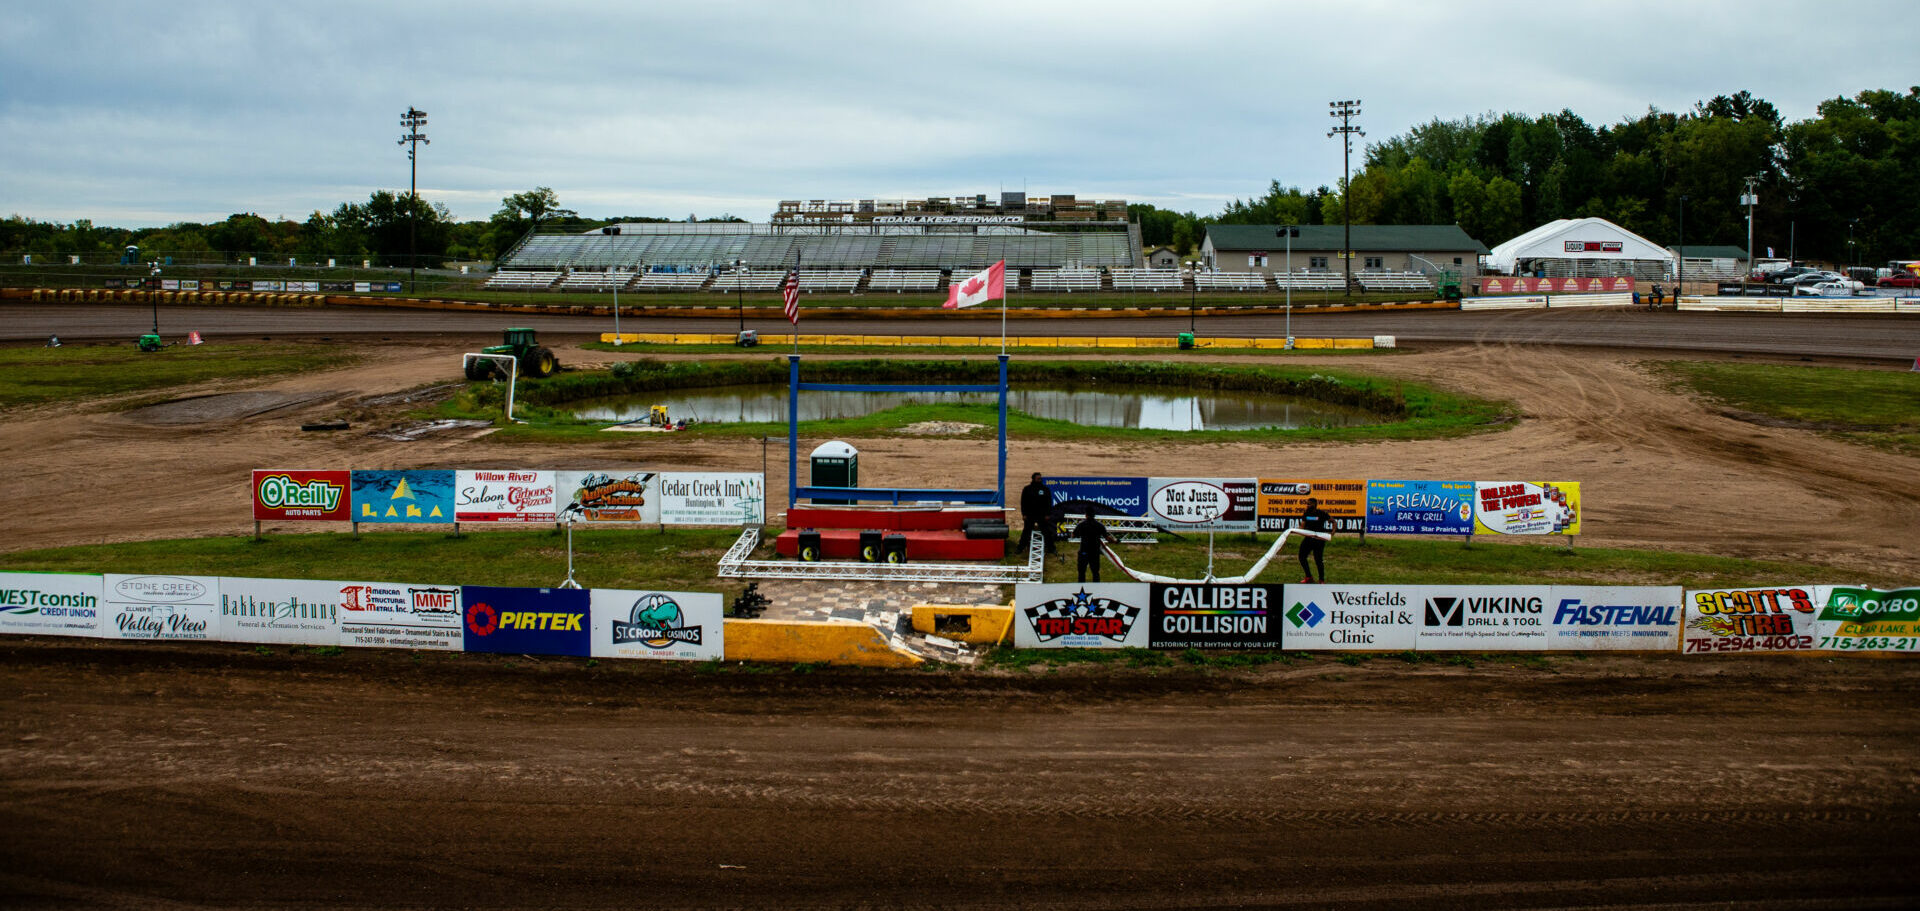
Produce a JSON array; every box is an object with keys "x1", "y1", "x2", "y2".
[
  {"x1": 1001, "y1": 260, "x2": 1008, "y2": 356},
  {"x1": 792, "y1": 246, "x2": 800, "y2": 356}
]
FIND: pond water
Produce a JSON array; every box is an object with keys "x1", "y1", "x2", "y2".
[{"x1": 570, "y1": 386, "x2": 1384, "y2": 432}]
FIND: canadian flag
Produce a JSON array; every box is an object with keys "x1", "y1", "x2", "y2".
[{"x1": 944, "y1": 260, "x2": 1006, "y2": 309}]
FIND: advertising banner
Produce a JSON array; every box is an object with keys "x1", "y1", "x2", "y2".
[
  {"x1": 1366, "y1": 480, "x2": 1474, "y2": 535},
  {"x1": 589, "y1": 589, "x2": 725, "y2": 661},
  {"x1": 1013, "y1": 583, "x2": 1151, "y2": 648},
  {"x1": 553, "y1": 470, "x2": 655, "y2": 524},
  {"x1": 1414, "y1": 585, "x2": 1554, "y2": 650},
  {"x1": 0, "y1": 572, "x2": 103, "y2": 637},
  {"x1": 1045, "y1": 477, "x2": 1148, "y2": 517},
  {"x1": 252, "y1": 469, "x2": 352, "y2": 522},
  {"x1": 658, "y1": 472, "x2": 766, "y2": 526},
  {"x1": 1814, "y1": 586, "x2": 1920, "y2": 653},
  {"x1": 337, "y1": 580, "x2": 463, "y2": 650},
  {"x1": 1545, "y1": 586, "x2": 1682, "y2": 651},
  {"x1": 1478, "y1": 276, "x2": 1636, "y2": 294},
  {"x1": 1281, "y1": 585, "x2": 1419, "y2": 650},
  {"x1": 1682, "y1": 586, "x2": 1819, "y2": 654},
  {"x1": 455, "y1": 470, "x2": 557, "y2": 523},
  {"x1": 1147, "y1": 583, "x2": 1282, "y2": 649},
  {"x1": 218, "y1": 577, "x2": 342, "y2": 646},
  {"x1": 460, "y1": 585, "x2": 589, "y2": 656},
  {"x1": 351, "y1": 469, "x2": 454, "y2": 524},
  {"x1": 1146, "y1": 477, "x2": 1258, "y2": 532},
  {"x1": 101, "y1": 574, "x2": 219, "y2": 641},
  {"x1": 1473, "y1": 482, "x2": 1581, "y2": 535},
  {"x1": 255, "y1": 280, "x2": 284, "y2": 291},
  {"x1": 1257, "y1": 479, "x2": 1367, "y2": 533}
]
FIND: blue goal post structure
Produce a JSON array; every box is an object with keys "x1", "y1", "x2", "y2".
[{"x1": 787, "y1": 354, "x2": 1008, "y2": 508}]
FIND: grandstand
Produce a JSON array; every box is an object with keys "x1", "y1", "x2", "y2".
[
  {"x1": 1108, "y1": 269, "x2": 1185, "y2": 291},
  {"x1": 634, "y1": 272, "x2": 711, "y2": 291},
  {"x1": 1271, "y1": 271, "x2": 1349, "y2": 291},
  {"x1": 867, "y1": 270, "x2": 942, "y2": 292},
  {"x1": 485, "y1": 270, "x2": 561, "y2": 290},
  {"x1": 1195, "y1": 272, "x2": 1270, "y2": 292},
  {"x1": 1354, "y1": 272, "x2": 1433, "y2": 292},
  {"x1": 557, "y1": 270, "x2": 635, "y2": 292},
  {"x1": 1030, "y1": 269, "x2": 1102, "y2": 292}
]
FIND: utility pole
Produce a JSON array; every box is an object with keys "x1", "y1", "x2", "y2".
[
  {"x1": 398, "y1": 107, "x2": 429, "y2": 294},
  {"x1": 1328, "y1": 99, "x2": 1363, "y2": 297},
  {"x1": 1741, "y1": 175, "x2": 1759, "y2": 288}
]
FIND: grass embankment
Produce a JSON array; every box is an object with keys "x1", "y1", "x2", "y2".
[
  {"x1": 1651, "y1": 360, "x2": 1920, "y2": 455},
  {"x1": 0, "y1": 341, "x2": 356, "y2": 409},
  {"x1": 449, "y1": 358, "x2": 1514, "y2": 443}
]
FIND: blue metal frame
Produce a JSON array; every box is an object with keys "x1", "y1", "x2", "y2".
[{"x1": 788, "y1": 354, "x2": 1009, "y2": 508}]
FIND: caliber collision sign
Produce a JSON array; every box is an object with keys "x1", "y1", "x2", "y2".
[{"x1": 1147, "y1": 584, "x2": 1281, "y2": 649}]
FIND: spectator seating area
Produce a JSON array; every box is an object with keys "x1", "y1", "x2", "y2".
[
  {"x1": 484, "y1": 270, "x2": 562, "y2": 290},
  {"x1": 1029, "y1": 269, "x2": 1102, "y2": 292},
  {"x1": 634, "y1": 272, "x2": 712, "y2": 291},
  {"x1": 557, "y1": 270, "x2": 635, "y2": 292},
  {"x1": 1354, "y1": 272, "x2": 1434, "y2": 292},
  {"x1": 798, "y1": 270, "x2": 862, "y2": 293},
  {"x1": 1108, "y1": 269, "x2": 1185, "y2": 291},
  {"x1": 503, "y1": 227, "x2": 1137, "y2": 273},
  {"x1": 867, "y1": 270, "x2": 943, "y2": 292},
  {"x1": 1272, "y1": 271, "x2": 1350, "y2": 291},
  {"x1": 1194, "y1": 272, "x2": 1270, "y2": 291},
  {"x1": 710, "y1": 271, "x2": 788, "y2": 292}
]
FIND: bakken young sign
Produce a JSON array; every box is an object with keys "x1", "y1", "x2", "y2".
[
  {"x1": 1282, "y1": 585, "x2": 1418, "y2": 650},
  {"x1": 1416, "y1": 585, "x2": 1553, "y2": 650},
  {"x1": 1148, "y1": 583, "x2": 1281, "y2": 649},
  {"x1": 0, "y1": 572, "x2": 103, "y2": 637},
  {"x1": 1013, "y1": 583, "x2": 1150, "y2": 648},
  {"x1": 253, "y1": 470, "x2": 351, "y2": 521},
  {"x1": 590, "y1": 589, "x2": 724, "y2": 661},
  {"x1": 337, "y1": 580, "x2": 463, "y2": 650},
  {"x1": 1682, "y1": 586, "x2": 1818, "y2": 654},
  {"x1": 218, "y1": 577, "x2": 342, "y2": 646},
  {"x1": 461, "y1": 585, "x2": 589, "y2": 656}
]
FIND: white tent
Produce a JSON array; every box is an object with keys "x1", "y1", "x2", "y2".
[{"x1": 1486, "y1": 217, "x2": 1671, "y2": 277}]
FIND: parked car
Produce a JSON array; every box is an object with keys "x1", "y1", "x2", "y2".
[
  {"x1": 1763, "y1": 266, "x2": 1815, "y2": 283},
  {"x1": 1793, "y1": 280, "x2": 1865, "y2": 297},
  {"x1": 1782, "y1": 270, "x2": 1844, "y2": 287},
  {"x1": 1879, "y1": 273, "x2": 1920, "y2": 289}
]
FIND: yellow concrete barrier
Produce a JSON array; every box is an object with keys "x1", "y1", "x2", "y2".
[
  {"x1": 1132, "y1": 336, "x2": 1179, "y2": 348},
  {"x1": 901, "y1": 335, "x2": 944, "y2": 346},
  {"x1": 824, "y1": 334, "x2": 865, "y2": 346},
  {"x1": 722, "y1": 618, "x2": 923, "y2": 667},
  {"x1": 1333, "y1": 337, "x2": 1375, "y2": 349},
  {"x1": 1019, "y1": 337, "x2": 1061, "y2": 347},
  {"x1": 1096, "y1": 336, "x2": 1138, "y2": 348},
  {"x1": 910, "y1": 604, "x2": 1015, "y2": 646},
  {"x1": 1203, "y1": 337, "x2": 1255, "y2": 348}
]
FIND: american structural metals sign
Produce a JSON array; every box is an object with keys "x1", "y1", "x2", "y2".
[
  {"x1": 1013, "y1": 583, "x2": 1150, "y2": 648},
  {"x1": 338, "y1": 580, "x2": 463, "y2": 650},
  {"x1": 460, "y1": 585, "x2": 589, "y2": 656},
  {"x1": 253, "y1": 469, "x2": 351, "y2": 521},
  {"x1": 1147, "y1": 583, "x2": 1281, "y2": 649}
]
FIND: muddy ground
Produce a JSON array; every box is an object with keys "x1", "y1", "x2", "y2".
[{"x1": 2, "y1": 331, "x2": 1918, "y2": 908}]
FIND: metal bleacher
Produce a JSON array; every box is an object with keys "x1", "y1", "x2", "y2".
[
  {"x1": 1354, "y1": 271, "x2": 1434, "y2": 292},
  {"x1": 867, "y1": 269, "x2": 942, "y2": 292},
  {"x1": 1029, "y1": 269, "x2": 1102, "y2": 292},
  {"x1": 1108, "y1": 268, "x2": 1185, "y2": 291},
  {"x1": 556, "y1": 270, "x2": 636, "y2": 292},
  {"x1": 634, "y1": 271, "x2": 712, "y2": 291},
  {"x1": 798, "y1": 270, "x2": 862, "y2": 293},
  {"x1": 1194, "y1": 271, "x2": 1270, "y2": 291},
  {"x1": 710, "y1": 271, "x2": 787, "y2": 292},
  {"x1": 484, "y1": 270, "x2": 562, "y2": 290},
  {"x1": 1272, "y1": 271, "x2": 1350, "y2": 291}
]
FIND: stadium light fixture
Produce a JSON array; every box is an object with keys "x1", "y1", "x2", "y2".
[
  {"x1": 1328, "y1": 100, "x2": 1363, "y2": 297},
  {"x1": 398, "y1": 107, "x2": 429, "y2": 293}
]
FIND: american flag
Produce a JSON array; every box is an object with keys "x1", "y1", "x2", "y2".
[{"x1": 782, "y1": 269, "x2": 800, "y2": 324}]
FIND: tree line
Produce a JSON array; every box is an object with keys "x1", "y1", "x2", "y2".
[{"x1": 1133, "y1": 87, "x2": 1918, "y2": 266}]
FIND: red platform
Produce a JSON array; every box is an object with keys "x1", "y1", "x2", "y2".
[{"x1": 775, "y1": 506, "x2": 1009, "y2": 561}]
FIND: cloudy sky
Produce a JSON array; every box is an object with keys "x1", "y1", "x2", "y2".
[{"x1": 3, "y1": 1, "x2": 1914, "y2": 227}]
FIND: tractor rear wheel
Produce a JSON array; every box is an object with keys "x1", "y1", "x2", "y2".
[
  {"x1": 528, "y1": 347, "x2": 559, "y2": 378},
  {"x1": 463, "y1": 359, "x2": 491, "y2": 381}
]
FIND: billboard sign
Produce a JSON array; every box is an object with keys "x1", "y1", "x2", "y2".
[
  {"x1": 1415, "y1": 585, "x2": 1553, "y2": 650},
  {"x1": 460, "y1": 585, "x2": 589, "y2": 656},
  {"x1": 1146, "y1": 477, "x2": 1257, "y2": 532},
  {"x1": 556, "y1": 470, "x2": 659, "y2": 524},
  {"x1": 1045, "y1": 477, "x2": 1148, "y2": 517},
  {"x1": 0, "y1": 572, "x2": 103, "y2": 637},
  {"x1": 1478, "y1": 276, "x2": 1635, "y2": 294},
  {"x1": 658, "y1": 472, "x2": 766, "y2": 526},
  {"x1": 101, "y1": 574, "x2": 219, "y2": 640},
  {"x1": 455, "y1": 470, "x2": 557, "y2": 523},
  {"x1": 351, "y1": 470, "x2": 454, "y2": 524},
  {"x1": 1682, "y1": 586, "x2": 1818, "y2": 654},
  {"x1": 252, "y1": 469, "x2": 351, "y2": 521},
  {"x1": 1474, "y1": 482, "x2": 1581, "y2": 535},
  {"x1": 1281, "y1": 585, "x2": 1418, "y2": 650},
  {"x1": 1013, "y1": 583, "x2": 1151, "y2": 648},
  {"x1": 1814, "y1": 586, "x2": 1920, "y2": 653},
  {"x1": 1545, "y1": 586, "x2": 1681, "y2": 650},
  {"x1": 1147, "y1": 583, "x2": 1282, "y2": 649},
  {"x1": 590, "y1": 589, "x2": 725, "y2": 661},
  {"x1": 218, "y1": 577, "x2": 342, "y2": 645},
  {"x1": 1366, "y1": 480, "x2": 1473, "y2": 535},
  {"x1": 337, "y1": 581, "x2": 463, "y2": 650},
  {"x1": 1257, "y1": 479, "x2": 1367, "y2": 533}
]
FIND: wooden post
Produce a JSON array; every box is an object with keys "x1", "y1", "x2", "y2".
[{"x1": 254, "y1": 520, "x2": 261, "y2": 541}]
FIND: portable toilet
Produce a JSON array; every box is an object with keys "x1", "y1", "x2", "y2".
[{"x1": 809, "y1": 440, "x2": 858, "y2": 504}]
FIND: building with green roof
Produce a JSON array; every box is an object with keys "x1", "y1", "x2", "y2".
[{"x1": 1200, "y1": 224, "x2": 1489, "y2": 279}]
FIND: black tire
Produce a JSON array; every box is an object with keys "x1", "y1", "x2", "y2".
[
  {"x1": 527, "y1": 347, "x2": 558, "y2": 378},
  {"x1": 861, "y1": 544, "x2": 880, "y2": 562},
  {"x1": 464, "y1": 360, "x2": 490, "y2": 381},
  {"x1": 798, "y1": 544, "x2": 819, "y2": 562},
  {"x1": 885, "y1": 549, "x2": 905, "y2": 564}
]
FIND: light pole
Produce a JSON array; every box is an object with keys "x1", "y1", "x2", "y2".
[
  {"x1": 398, "y1": 106, "x2": 429, "y2": 294},
  {"x1": 1328, "y1": 99, "x2": 1363, "y2": 297},
  {"x1": 148, "y1": 260, "x2": 161, "y2": 334},
  {"x1": 1188, "y1": 261, "x2": 1197, "y2": 332},
  {"x1": 1278, "y1": 226, "x2": 1298, "y2": 347},
  {"x1": 601, "y1": 225, "x2": 622, "y2": 345},
  {"x1": 1676, "y1": 195, "x2": 1687, "y2": 296},
  {"x1": 1848, "y1": 219, "x2": 1858, "y2": 272},
  {"x1": 1741, "y1": 175, "x2": 1759, "y2": 288}
]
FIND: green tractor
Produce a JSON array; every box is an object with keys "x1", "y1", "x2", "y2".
[{"x1": 466, "y1": 327, "x2": 560, "y2": 380}]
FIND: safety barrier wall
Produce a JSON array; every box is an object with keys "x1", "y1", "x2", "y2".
[
  {"x1": 602, "y1": 332, "x2": 1386, "y2": 350},
  {"x1": 256, "y1": 469, "x2": 766, "y2": 526},
  {"x1": 1680, "y1": 296, "x2": 1920, "y2": 313},
  {"x1": 1460, "y1": 293, "x2": 1632, "y2": 310},
  {"x1": 1047, "y1": 477, "x2": 1579, "y2": 537}
]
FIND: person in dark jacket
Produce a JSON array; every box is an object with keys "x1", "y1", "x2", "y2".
[
  {"x1": 1073, "y1": 514, "x2": 1116, "y2": 583},
  {"x1": 1019, "y1": 472, "x2": 1055, "y2": 556},
  {"x1": 1297, "y1": 497, "x2": 1333, "y2": 583}
]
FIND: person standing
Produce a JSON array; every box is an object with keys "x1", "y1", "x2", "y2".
[
  {"x1": 1019, "y1": 472, "x2": 1055, "y2": 557},
  {"x1": 1073, "y1": 513, "x2": 1115, "y2": 583},
  {"x1": 1297, "y1": 497, "x2": 1333, "y2": 583}
]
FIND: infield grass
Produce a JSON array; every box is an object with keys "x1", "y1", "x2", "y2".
[
  {"x1": 0, "y1": 341, "x2": 356, "y2": 409},
  {"x1": 1650, "y1": 360, "x2": 1920, "y2": 455}
]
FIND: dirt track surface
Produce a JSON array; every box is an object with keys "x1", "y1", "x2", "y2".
[{"x1": 3, "y1": 640, "x2": 1917, "y2": 909}]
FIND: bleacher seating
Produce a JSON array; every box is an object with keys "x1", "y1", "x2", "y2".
[
  {"x1": 1354, "y1": 272, "x2": 1434, "y2": 292},
  {"x1": 798, "y1": 270, "x2": 862, "y2": 293},
  {"x1": 1108, "y1": 269, "x2": 1185, "y2": 291},
  {"x1": 1272, "y1": 271, "x2": 1350, "y2": 291},
  {"x1": 557, "y1": 270, "x2": 636, "y2": 292},
  {"x1": 634, "y1": 272, "x2": 712, "y2": 291},
  {"x1": 1030, "y1": 269, "x2": 1102, "y2": 292},
  {"x1": 484, "y1": 270, "x2": 562, "y2": 290},
  {"x1": 710, "y1": 271, "x2": 787, "y2": 292},
  {"x1": 1194, "y1": 272, "x2": 1270, "y2": 291},
  {"x1": 867, "y1": 270, "x2": 942, "y2": 292}
]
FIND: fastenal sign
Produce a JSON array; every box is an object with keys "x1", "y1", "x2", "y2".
[
  {"x1": 253, "y1": 470, "x2": 351, "y2": 521},
  {"x1": 1544, "y1": 586, "x2": 1681, "y2": 650}
]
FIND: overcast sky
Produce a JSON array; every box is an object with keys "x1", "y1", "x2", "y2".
[{"x1": 3, "y1": 1, "x2": 1915, "y2": 227}]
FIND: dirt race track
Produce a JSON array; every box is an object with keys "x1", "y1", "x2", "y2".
[{"x1": 3, "y1": 305, "x2": 1919, "y2": 907}]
